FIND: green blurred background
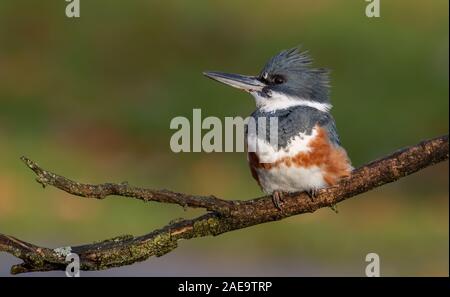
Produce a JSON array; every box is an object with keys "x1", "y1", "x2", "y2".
[{"x1": 0, "y1": 0, "x2": 448, "y2": 276}]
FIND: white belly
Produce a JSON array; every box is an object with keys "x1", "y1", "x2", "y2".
[
  {"x1": 247, "y1": 126, "x2": 330, "y2": 194},
  {"x1": 247, "y1": 126, "x2": 318, "y2": 163},
  {"x1": 256, "y1": 164, "x2": 327, "y2": 194}
]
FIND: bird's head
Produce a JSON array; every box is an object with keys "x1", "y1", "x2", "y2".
[{"x1": 204, "y1": 47, "x2": 331, "y2": 113}]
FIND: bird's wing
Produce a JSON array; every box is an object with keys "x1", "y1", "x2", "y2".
[{"x1": 317, "y1": 113, "x2": 342, "y2": 147}]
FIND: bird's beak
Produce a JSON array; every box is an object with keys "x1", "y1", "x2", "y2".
[{"x1": 203, "y1": 71, "x2": 266, "y2": 93}]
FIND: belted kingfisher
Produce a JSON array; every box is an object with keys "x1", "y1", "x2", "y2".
[{"x1": 203, "y1": 47, "x2": 352, "y2": 209}]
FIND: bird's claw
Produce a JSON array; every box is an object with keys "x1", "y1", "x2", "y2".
[
  {"x1": 272, "y1": 191, "x2": 285, "y2": 210},
  {"x1": 306, "y1": 188, "x2": 319, "y2": 200}
]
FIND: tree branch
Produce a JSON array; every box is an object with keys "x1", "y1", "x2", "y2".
[
  {"x1": 20, "y1": 156, "x2": 233, "y2": 214},
  {"x1": 1, "y1": 135, "x2": 448, "y2": 274}
]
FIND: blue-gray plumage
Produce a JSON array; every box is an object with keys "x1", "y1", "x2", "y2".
[
  {"x1": 204, "y1": 47, "x2": 352, "y2": 209},
  {"x1": 258, "y1": 47, "x2": 330, "y2": 103},
  {"x1": 248, "y1": 105, "x2": 341, "y2": 149}
]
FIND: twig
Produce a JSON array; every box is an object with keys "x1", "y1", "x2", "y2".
[{"x1": 20, "y1": 156, "x2": 234, "y2": 214}]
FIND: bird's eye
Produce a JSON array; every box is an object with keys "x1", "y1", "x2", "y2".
[{"x1": 272, "y1": 75, "x2": 285, "y2": 84}]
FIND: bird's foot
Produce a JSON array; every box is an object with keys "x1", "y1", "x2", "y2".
[
  {"x1": 272, "y1": 191, "x2": 285, "y2": 210},
  {"x1": 306, "y1": 188, "x2": 319, "y2": 200}
]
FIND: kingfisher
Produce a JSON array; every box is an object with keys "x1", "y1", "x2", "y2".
[{"x1": 203, "y1": 47, "x2": 352, "y2": 209}]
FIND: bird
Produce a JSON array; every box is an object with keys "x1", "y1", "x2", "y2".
[{"x1": 203, "y1": 47, "x2": 352, "y2": 209}]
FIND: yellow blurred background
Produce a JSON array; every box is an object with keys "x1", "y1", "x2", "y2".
[{"x1": 0, "y1": 0, "x2": 448, "y2": 276}]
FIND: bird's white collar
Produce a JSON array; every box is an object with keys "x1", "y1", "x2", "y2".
[{"x1": 251, "y1": 91, "x2": 332, "y2": 113}]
